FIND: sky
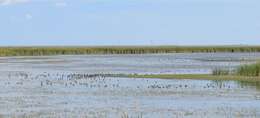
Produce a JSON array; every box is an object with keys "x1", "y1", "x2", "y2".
[{"x1": 0, "y1": 0, "x2": 259, "y2": 46}]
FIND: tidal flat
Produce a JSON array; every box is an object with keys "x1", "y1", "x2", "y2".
[{"x1": 0, "y1": 53, "x2": 260, "y2": 118}]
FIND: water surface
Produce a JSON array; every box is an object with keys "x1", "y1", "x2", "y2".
[{"x1": 0, "y1": 53, "x2": 260, "y2": 117}]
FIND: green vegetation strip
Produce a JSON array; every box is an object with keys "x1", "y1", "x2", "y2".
[
  {"x1": 1, "y1": 46, "x2": 260, "y2": 56},
  {"x1": 119, "y1": 74, "x2": 260, "y2": 82},
  {"x1": 213, "y1": 62, "x2": 260, "y2": 77}
]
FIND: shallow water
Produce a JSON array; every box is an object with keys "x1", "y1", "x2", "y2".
[
  {"x1": 0, "y1": 53, "x2": 260, "y2": 118},
  {"x1": 1, "y1": 53, "x2": 260, "y2": 74}
]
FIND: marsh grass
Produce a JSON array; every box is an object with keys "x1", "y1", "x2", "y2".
[
  {"x1": 212, "y1": 69, "x2": 231, "y2": 76},
  {"x1": 1, "y1": 46, "x2": 260, "y2": 56},
  {"x1": 123, "y1": 74, "x2": 260, "y2": 82},
  {"x1": 212, "y1": 62, "x2": 260, "y2": 77},
  {"x1": 236, "y1": 62, "x2": 260, "y2": 76}
]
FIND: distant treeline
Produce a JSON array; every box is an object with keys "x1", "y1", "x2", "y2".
[{"x1": 1, "y1": 46, "x2": 260, "y2": 56}]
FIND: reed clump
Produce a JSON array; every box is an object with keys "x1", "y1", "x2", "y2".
[
  {"x1": 236, "y1": 62, "x2": 260, "y2": 76},
  {"x1": 212, "y1": 62, "x2": 260, "y2": 77},
  {"x1": 212, "y1": 69, "x2": 230, "y2": 76}
]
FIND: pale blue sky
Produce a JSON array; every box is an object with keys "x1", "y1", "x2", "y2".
[{"x1": 0, "y1": 0, "x2": 259, "y2": 46}]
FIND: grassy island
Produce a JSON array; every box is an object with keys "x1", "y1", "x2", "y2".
[{"x1": 117, "y1": 62, "x2": 260, "y2": 82}]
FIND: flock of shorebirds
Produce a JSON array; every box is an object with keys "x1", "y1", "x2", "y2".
[{"x1": 3, "y1": 72, "x2": 233, "y2": 90}]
